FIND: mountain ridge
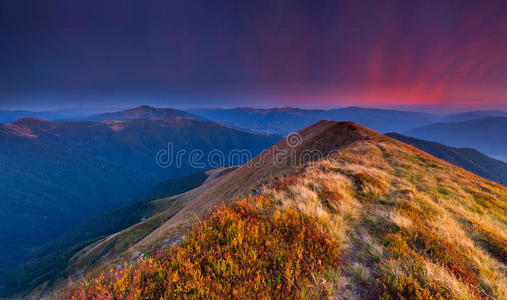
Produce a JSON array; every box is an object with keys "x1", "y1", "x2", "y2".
[
  {"x1": 59, "y1": 120, "x2": 506, "y2": 299},
  {"x1": 1, "y1": 117, "x2": 279, "y2": 176},
  {"x1": 134, "y1": 120, "x2": 385, "y2": 247}
]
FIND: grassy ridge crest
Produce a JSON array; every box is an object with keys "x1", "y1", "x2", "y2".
[{"x1": 62, "y1": 125, "x2": 507, "y2": 299}]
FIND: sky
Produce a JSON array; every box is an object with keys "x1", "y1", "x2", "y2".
[{"x1": 0, "y1": 0, "x2": 506, "y2": 111}]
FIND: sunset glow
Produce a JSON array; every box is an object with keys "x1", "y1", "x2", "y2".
[{"x1": 0, "y1": 0, "x2": 506, "y2": 109}]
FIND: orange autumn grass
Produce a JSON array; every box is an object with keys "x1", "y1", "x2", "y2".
[{"x1": 63, "y1": 196, "x2": 341, "y2": 299}]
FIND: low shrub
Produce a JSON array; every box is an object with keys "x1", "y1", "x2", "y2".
[{"x1": 63, "y1": 196, "x2": 341, "y2": 299}]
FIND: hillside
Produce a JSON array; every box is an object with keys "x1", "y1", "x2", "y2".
[
  {"x1": 188, "y1": 106, "x2": 439, "y2": 135},
  {"x1": 404, "y1": 117, "x2": 507, "y2": 159},
  {"x1": 386, "y1": 133, "x2": 507, "y2": 186},
  {"x1": 61, "y1": 121, "x2": 506, "y2": 299},
  {"x1": 0, "y1": 136, "x2": 157, "y2": 273},
  {"x1": 66, "y1": 105, "x2": 205, "y2": 122},
  {"x1": 1, "y1": 169, "x2": 235, "y2": 298},
  {"x1": 0, "y1": 117, "x2": 277, "y2": 289},
  {"x1": 2, "y1": 117, "x2": 278, "y2": 177}
]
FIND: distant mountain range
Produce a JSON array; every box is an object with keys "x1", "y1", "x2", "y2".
[
  {"x1": 441, "y1": 110, "x2": 507, "y2": 123},
  {"x1": 386, "y1": 133, "x2": 507, "y2": 186},
  {"x1": 187, "y1": 106, "x2": 440, "y2": 135},
  {"x1": 0, "y1": 109, "x2": 95, "y2": 123},
  {"x1": 187, "y1": 107, "x2": 507, "y2": 136},
  {"x1": 4, "y1": 105, "x2": 506, "y2": 137},
  {"x1": 0, "y1": 116, "x2": 278, "y2": 274},
  {"x1": 63, "y1": 105, "x2": 206, "y2": 122},
  {"x1": 403, "y1": 117, "x2": 507, "y2": 160},
  {"x1": 0, "y1": 106, "x2": 204, "y2": 123}
]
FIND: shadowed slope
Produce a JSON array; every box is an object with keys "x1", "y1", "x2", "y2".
[{"x1": 2, "y1": 117, "x2": 278, "y2": 177}]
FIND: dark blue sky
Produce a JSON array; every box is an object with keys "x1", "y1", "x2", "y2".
[{"x1": 1, "y1": 0, "x2": 506, "y2": 110}]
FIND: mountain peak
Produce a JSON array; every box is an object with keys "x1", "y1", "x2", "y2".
[
  {"x1": 137, "y1": 105, "x2": 153, "y2": 109},
  {"x1": 210, "y1": 120, "x2": 386, "y2": 178},
  {"x1": 129, "y1": 105, "x2": 158, "y2": 112},
  {"x1": 261, "y1": 120, "x2": 382, "y2": 167},
  {"x1": 76, "y1": 106, "x2": 205, "y2": 122},
  {"x1": 11, "y1": 117, "x2": 51, "y2": 124},
  {"x1": 296, "y1": 120, "x2": 383, "y2": 148}
]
